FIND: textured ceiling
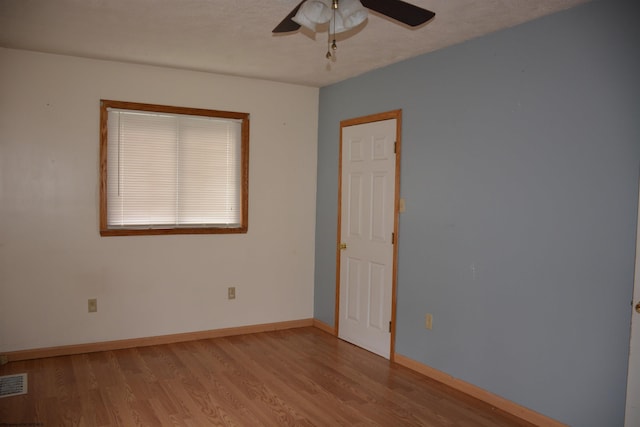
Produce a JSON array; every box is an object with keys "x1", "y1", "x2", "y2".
[{"x1": 0, "y1": 0, "x2": 588, "y2": 87}]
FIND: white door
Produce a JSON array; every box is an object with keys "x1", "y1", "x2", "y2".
[
  {"x1": 625, "y1": 186, "x2": 640, "y2": 426},
  {"x1": 338, "y1": 117, "x2": 397, "y2": 359}
]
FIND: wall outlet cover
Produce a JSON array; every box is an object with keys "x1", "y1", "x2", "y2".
[{"x1": 425, "y1": 314, "x2": 433, "y2": 330}]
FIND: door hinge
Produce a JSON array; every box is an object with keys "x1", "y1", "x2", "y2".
[
  {"x1": 394, "y1": 141, "x2": 397, "y2": 154},
  {"x1": 389, "y1": 321, "x2": 392, "y2": 332},
  {"x1": 391, "y1": 232, "x2": 395, "y2": 244}
]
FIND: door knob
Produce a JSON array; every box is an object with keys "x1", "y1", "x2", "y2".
[{"x1": 636, "y1": 302, "x2": 640, "y2": 314}]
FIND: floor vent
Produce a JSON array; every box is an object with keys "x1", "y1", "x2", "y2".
[{"x1": 0, "y1": 373, "x2": 28, "y2": 398}]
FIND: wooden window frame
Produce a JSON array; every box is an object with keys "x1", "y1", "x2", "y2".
[{"x1": 99, "y1": 99, "x2": 249, "y2": 236}]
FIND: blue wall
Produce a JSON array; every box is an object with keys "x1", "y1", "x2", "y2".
[{"x1": 314, "y1": 1, "x2": 640, "y2": 425}]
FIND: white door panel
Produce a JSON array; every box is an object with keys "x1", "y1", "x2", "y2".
[{"x1": 339, "y1": 118, "x2": 397, "y2": 359}]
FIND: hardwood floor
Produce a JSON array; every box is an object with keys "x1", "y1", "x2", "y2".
[{"x1": 0, "y1": 327, "x2": 534, "y2": 426}]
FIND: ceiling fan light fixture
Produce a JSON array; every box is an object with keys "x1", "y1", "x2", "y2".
[
  {"x1": 292, "y1": 0, "x2": 332, "y2": 31},
  {"x1": 275, "y1": 0, "x2": 433, "y2": 60},
  {"x1": 337, "y1": 0, "x2": 368, "y2": 30},
  {"x1": 273, "y1": 0, "x2": 436, "y2": 35}
]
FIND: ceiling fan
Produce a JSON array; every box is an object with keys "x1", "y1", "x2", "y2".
[
  {"x1": 273, "y1": 0, "x2": 435, "y2": 58},
  {"x1": 273, "y1": 0, "x2": 435, "y2": 33}
]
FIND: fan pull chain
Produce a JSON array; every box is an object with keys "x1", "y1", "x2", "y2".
[
  {"x1": 326, "y1": 31, "x2": 332, "y2": 59},
  {"x1": 326, "y1": 1, "x2": 339, "y2": 60}
]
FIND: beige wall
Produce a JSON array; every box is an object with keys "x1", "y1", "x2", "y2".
[{"x1": 0, "y1": 48, "x2": 319, "y2": 352}]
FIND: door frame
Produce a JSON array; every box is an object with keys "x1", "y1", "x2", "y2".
[{"x1": 334, "y1": 109, "x2": 402, "y2": 361}]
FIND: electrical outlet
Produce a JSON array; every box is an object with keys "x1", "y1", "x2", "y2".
[
  {"x1": 88, "y1": 298, "x2": 97, "y2": 313},
  {"x1": 425, "y1": 313, "x2": 433, "y2": 330},
  {"x1": 228, "y1": 287, "x2": 236, "y2": 300},
  {"x1": 399, "y1": 198, "x2": 406, "y2": 213}
]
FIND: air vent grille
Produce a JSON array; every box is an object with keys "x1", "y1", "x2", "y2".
[{"x1": 0, "y1": 373, "x2": 27, "y2": 398}]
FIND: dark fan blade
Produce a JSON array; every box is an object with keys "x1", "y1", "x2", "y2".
[
  {"x1": 361, "y1": 0, "x2": 435, "y2": 27},
  {"x1": 273, "y1": 0, "x2": 305, "y2": 33}
]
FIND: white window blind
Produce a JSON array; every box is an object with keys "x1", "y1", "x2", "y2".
[{"x1": 106, "y1": 108, "x2": 242, "y2": 228}]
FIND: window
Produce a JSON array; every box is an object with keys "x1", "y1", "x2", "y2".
[{"x1": 99, "y1": 100, "x2": 249, "y2": 236}]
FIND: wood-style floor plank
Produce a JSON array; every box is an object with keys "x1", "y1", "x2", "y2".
[{"x1": 0, "y1": 327, "x2": 534, "y2": 426}]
